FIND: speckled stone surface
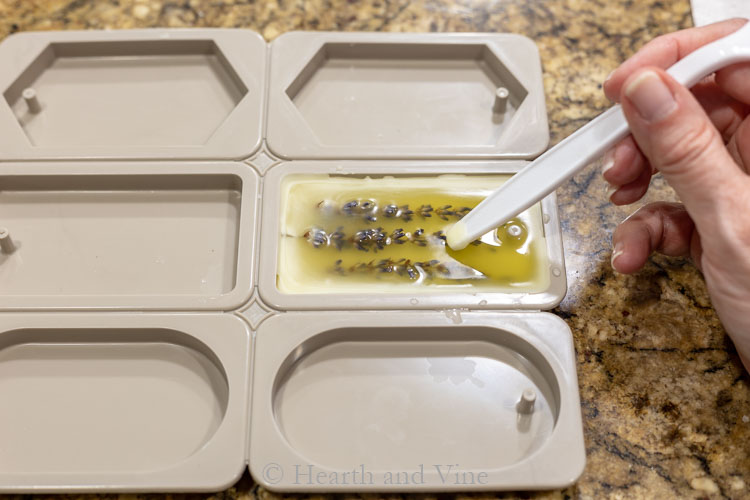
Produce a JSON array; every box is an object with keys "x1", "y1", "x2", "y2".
[{"x1": 0, "y1": 0, "x2": 747, "y2": 499}]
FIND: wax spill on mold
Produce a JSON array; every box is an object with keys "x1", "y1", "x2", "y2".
[{"x1": 277, "y1": 175, "x2": 550, "y2": 294}]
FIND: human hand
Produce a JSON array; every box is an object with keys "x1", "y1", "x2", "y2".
[{"x1": 602, "y1": 18, "x2": 750, "y2": 369}]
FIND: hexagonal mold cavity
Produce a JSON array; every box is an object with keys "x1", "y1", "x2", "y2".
[
  {"x1": 267, "y1": 33, "x2": 549, "y2": 159},
  {"x1": 289, "y1": 43, "x2": 524, "y2": 148},
  {"x1": 5, "y1": 40, "x2": 244, "y2": 147},
  {"x1": 0, "y1": 30, "x2": 266, "y2": 160}
]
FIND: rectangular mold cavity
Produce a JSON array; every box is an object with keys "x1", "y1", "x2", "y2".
[
  {"x1": 266, "y1": 32, "x2": 548, "y2": 159},
  {"x1": 8, "y1": 41, "x2": 246, "y2": 147},
  {"x1": 258, "y1": 161, "x2": 566, "y2": 311},
  {"x1": 249, "y1": 311, "x2": 585, "y2": 491},
  {"x1": 0, "y1": 162, "x2": 257, "y2": 310},
  {"x1": 0, "y1": 313, "x2": 250, "y2": 493},
  {"x1": 0, "y1": 29, "x2": 266, "y2": 160}
]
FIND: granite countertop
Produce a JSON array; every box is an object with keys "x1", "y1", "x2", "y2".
[{"x1": 0, "y1": 0, "x2": 747, "y2": 499}]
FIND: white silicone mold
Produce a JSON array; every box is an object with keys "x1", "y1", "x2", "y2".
[{"x1": 0, "y1": 28, "x2": 585, "y2": 493}]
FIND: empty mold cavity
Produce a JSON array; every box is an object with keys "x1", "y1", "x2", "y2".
[
  {"x1": 0, "y1": 328, "x2": 228, "y2": 473},
  {"x1": 3, "y1": 40, "x2": 247, "y2": 147},
  {"x1": 0, "y1": 174, "x2": 241, "y2": 296},
  {"x1": 272, "y1": 326, "x2": 559, "y2": 470},
  {"x1": 286, "y1": 43, "x2": 526, "y2": 148}
]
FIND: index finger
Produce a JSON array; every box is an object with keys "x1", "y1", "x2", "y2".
[{"x1": 603, "y1": 18, "x2": 748, "y2": 102}]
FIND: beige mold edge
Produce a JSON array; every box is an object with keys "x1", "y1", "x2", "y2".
[
  {"x1": 266, "y1": 32, "x2": 549, "y2": 160},
  {"x1": 257, "y1": 160, "x2": 567, "y2": 311},
  {"x1": 0, "y1": 313, "x2": 251, "y2": 493},
  {"x1": 0, "y1": 161, "x2": 258, "y2": 311},
  {"x1": 0, "y1": 29, "x2": 266, "y2": 161},
  {"x1": 249, "y1": 310, "x2": 585, "y2": 492}
]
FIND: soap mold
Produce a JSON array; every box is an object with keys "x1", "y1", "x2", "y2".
[
  {"x1": 266, "y1": 32, "x2": 549, "y2": 159},
  {"x1": 0, "y1": 28, "x2": 585, "y2": 493},
  {"x1": 0, "y1": 29, "x2": 266, "y2": 160},
  {"x1": 250, "y1": 311, "x2": 584, "y2": 491},
  {"x1": 0, "y1": 162, "x2": 258, "y2": 311},
  {"x1": 258, "y1": 161, "x2": 567, "y2": 311},
  {"x1": 0, "y1": 313, "x2": 250, "y2": 492}
]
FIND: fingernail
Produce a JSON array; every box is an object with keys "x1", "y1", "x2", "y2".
[
  {"x1": 624, "y1": 70, "x2": 677, "y2": 122},
  {"x1": 604, "y1": 69, "x2": 615, "y2": 85},
  {"x1": 602, "y1": 148, "x2": 615, "y2": 176},
  {"x1": 611, "y1": 242, "x2": 624, "y2": 269},
  {"x1": 606, "y1": 183, "x2": 619, "y2": 201}
]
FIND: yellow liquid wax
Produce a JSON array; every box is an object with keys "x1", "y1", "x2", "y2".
[{"x1": 278, "y1": 175, "x2": 550, "y2": 293}]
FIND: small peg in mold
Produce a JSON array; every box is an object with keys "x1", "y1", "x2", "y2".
[
  {"x1": 493, "y1": 87, "x2": 509, "y2": 114},
  {"x1": 516, "y1": 388, "x2": 536, "y2": 414},
  {"x1": 0, "y1": 228, "x2": 16, "y2": 254},
  {"x1": 22, "y1": 87, "x2": 41, "y2": 114}
]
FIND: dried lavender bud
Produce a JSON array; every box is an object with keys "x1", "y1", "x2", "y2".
[
  {"x1": 394, "y1": 258, "x2": 409, "y2": 278},
  {"x1": 331, "y1": 257, "x2": 454, "y2": 281},
  {"x1": 455, "y1": 207, "x2": 471, "y2": 219},
  {"x1": 342, "y1": 200, "x2": 359, "y2": 214},
  {"x1": 410, "y1": 228, "x2": 427, "y2": 247},
  {"x1": 304, "y1": 228, "x2": 328, "y2": 248},
  {"x1": 339, "y1": 199, "x2": 378, "y2": 222},
  {"x1": 303, "y1": 227, "x2": 442, "y2": 251},
  {"x1": 372, "y1": 228, "x2": 388, "y2": 251},
  {"x1": 319, "y1": 200, "x2": 470, "y2": 221},
  {"x1": 333, "y1": 259, "x2": 346, "y2": 275},
  {"x1": 378, "y1": 258, "x2": 397, "y2": 273},
  {"x1": 351, "y1": 227, "x2": 387, "y2": 252},
  {"x1": 418, "y1": 259, "x2": 450, "y2": 276},
  {"x1": 393, "y1": 258, "x2": 418, "y2": 280},
  {"x1": 435, "y1": 205, "x2": 455, "y2": 221},
  {"x1": 350, "y1": 260, "x2": 377, "y2": 273},
  {"x1": 405, "y1": 264, "x2": 419, "y2": 280},
  {"x1": 352, "y1": 229, "x2": 371, "y2": 252},
  {"x1": 383, "y1": 204, "x2": 399, "y2": 218},
  {"x1": 400, "y1": 205, "x2": 414, "y2": 222},
  {"x1": 417, "y1": 204, "x2": 433, "y2": 218},
  {"x1": 330, "y1": 227, "x2": 345, "y2": 250}
]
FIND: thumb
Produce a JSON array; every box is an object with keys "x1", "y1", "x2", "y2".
[{"x1": 619, "y1": 67, "x2": 744, "y2": 227}]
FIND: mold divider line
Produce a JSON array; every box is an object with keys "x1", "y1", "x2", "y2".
[
  {"x1": 261, "y1": 41, "x2": 273, "y2": 145},
  {"x1": 243, "y1": 312, "x2": 257, "y2": 467},
  {"x1": 252, "y1": 171, "x2": 265, "y2": 288}
]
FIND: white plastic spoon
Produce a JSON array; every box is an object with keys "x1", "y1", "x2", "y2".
[{"x1": 446, "y1": 21, "x2": 750, "y2": 250}]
